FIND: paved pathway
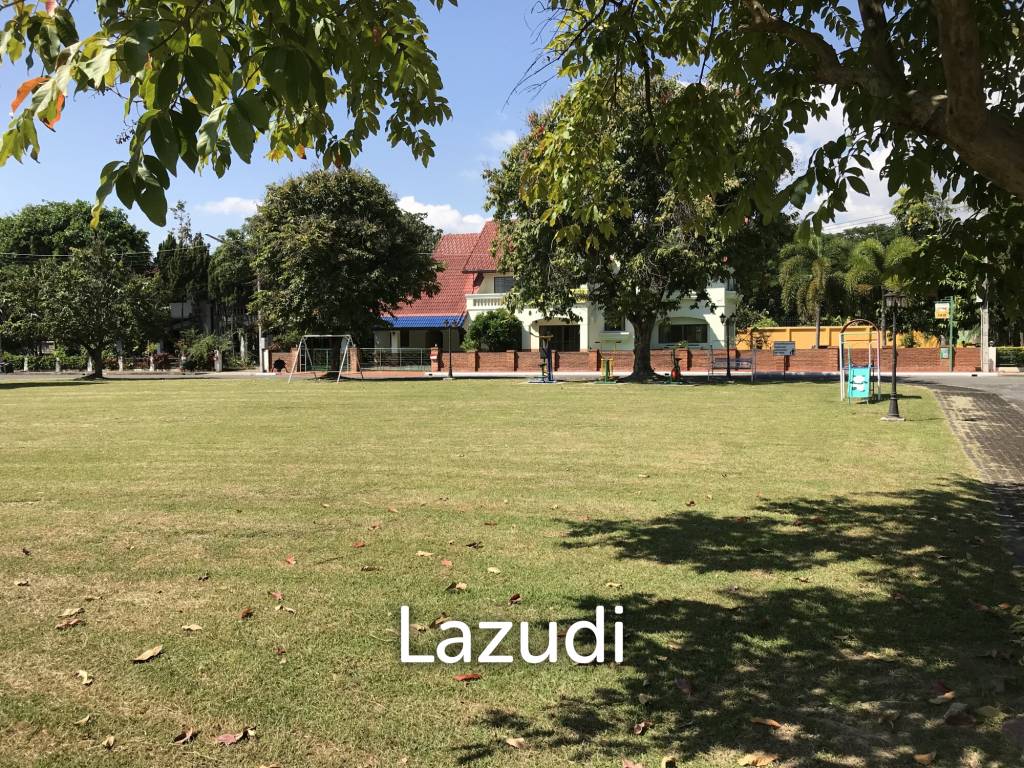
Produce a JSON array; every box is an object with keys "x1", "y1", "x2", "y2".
[{"x1": 919, "y1": 378, "x2": 1024, "y2": 562}]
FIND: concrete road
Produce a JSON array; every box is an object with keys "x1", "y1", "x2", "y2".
[{"x1": 904, "y1": 373, "x2": 1024, "y2": 410}]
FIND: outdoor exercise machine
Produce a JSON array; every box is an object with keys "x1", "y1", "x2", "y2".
[
  {"x1": 838, "y1": 319, "x2": 882, "y2": 402},
  {"x1": 287, "y1": 334, "x2": 356, "y2": 383},
  {"x1": 530, "y1": 332, "x2": 556, "y2": 384}
]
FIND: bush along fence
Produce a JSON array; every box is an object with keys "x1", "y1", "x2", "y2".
[{"x1": 1, "y1": 350, "x2": 237, "y2": 374}]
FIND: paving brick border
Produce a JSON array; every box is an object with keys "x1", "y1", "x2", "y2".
[{"x1": 929, "y1": 384, "x2": 1024, "y2": 563}]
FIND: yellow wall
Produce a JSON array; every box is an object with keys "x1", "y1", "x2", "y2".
[{"x1": 736, "y1": 326, "x2": 938, "y2": 350}]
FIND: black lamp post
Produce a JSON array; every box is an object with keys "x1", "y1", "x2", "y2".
[
  {"x1": 882, "y1": 291, "x2": 908, "y2": 422},
  {"x1": 443, "y1": 320, "x2": 454, "y2": 379},
  {"x1": 719, "y1": 312, "x2": 732, "y2": 380}
]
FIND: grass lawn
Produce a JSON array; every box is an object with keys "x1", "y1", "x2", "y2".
[{"x1": 0, "y1": 377, "x2": 1021, "y2": 767}]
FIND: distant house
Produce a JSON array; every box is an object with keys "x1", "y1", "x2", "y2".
[{"x1": 375, "y1": 220, "x2": 737, "y2": 352}]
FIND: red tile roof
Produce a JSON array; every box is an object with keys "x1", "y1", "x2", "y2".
[
  {"x1": 392, "y1": 232, "x2": 480, "y2": 318},
  {"x1": 461, "y1": 220, "x2": 500, "y2": 273}
]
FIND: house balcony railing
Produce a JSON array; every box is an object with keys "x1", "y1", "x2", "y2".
[{"x1": 466, "y1": 293, "x2": 508, "y2": 311}]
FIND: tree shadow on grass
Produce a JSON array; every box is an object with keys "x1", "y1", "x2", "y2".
[
  {"x1": 0, "y1": 378, "x2": 102, "y2": 390},
  {"x1": 455, "y1": 478, "x2": 1024, "y2": 766}
]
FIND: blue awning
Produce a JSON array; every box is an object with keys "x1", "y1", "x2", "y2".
[{"x1": 382, "y1": 314, "x2": 464, "y2": 329}]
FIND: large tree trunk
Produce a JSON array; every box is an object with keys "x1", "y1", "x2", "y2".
[
  {"x1": 626, "y1": 315, "x2": 657, "y2": 381},
  {"x1": 84, "y1": 347, "x2": 104, "y2": 379}
]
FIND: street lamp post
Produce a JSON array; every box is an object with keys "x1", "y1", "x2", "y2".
[
  {"x1": 720, "y1": 312, "x2": 732, "y2": 380},
  {"x1": 882, "y1": 292, "x2": 907, "y2": 422},
  {"x1": 444, "y1": 320, "x2": 454, "y2": 379}
]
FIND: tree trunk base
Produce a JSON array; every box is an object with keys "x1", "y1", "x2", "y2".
[{"x1": 619, "y1": 370, "x2": 665, "y2": 384}]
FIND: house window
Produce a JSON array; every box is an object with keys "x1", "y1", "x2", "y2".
[
  {"x1": 539, "y1": 325, "x2": 581, "y2": 352},
  {"x1": 603, "y1": 312, "x2": 625, "y2": 332},
  {"x1": 658, "y1": 322, "x2": 709, "y2": 345},
  {"x1": 493, "y1": 276, "x2": 515, "y2": 294}
]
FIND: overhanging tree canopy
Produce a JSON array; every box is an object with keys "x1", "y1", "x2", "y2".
[
  {"x1": 1, "y1": 0, "x2": 454, "y2": 226},
  {"x1": 539, "y1": 1, "x2": 1024, "y2": 310}
]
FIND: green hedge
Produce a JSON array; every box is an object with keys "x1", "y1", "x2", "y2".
[
  {"x1": 997, "y1": 347, "x2": 1024, "y2": 367},
  {"x1": 2, "y1": 352, "x2": 87, "y2": 371}
]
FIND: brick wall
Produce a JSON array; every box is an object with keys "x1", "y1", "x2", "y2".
[{"x1": 428, "y1": 345, "x2": 982, "y2": 375}]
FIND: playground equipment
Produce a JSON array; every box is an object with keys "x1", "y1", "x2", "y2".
[
  {"x1": 530, "y1": 333, "x2": 556, "y2": 384},
  {"x1": 838, "y1": 320, "x2": 882, "y2": 402},
  {"x1": 288, "y1": 334, "x2": 355, "y2": 382}
]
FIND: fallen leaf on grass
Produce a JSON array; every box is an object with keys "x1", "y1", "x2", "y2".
[
  {"x1": 466, "y1": 541, "x2": 483, "y2": 549},
  {"x1": 268, "y1": 591, "x2": 284, "y2": 601},
  {"x1": 360, "y1": 565, "x2": 382, "y2": 572},
  {"x1": 660, "y1": 757, "x2": 678, "y2": 768},
  {"x1": 239, "y1": 607, "x2": 255, "y2": 620},
  {"x1": 751, "y1": 717, "x2": 782, "y2": 729},
  {"x1": 102, "y1": 735, "x2": 115, "y2": 750},
  {"x1": 912, "y1": 753, "x2": 936, "y2": 766},
  {"x1": 674, "y1": 677, "x2": 693, "y2": 696},
  {"x1": 446, "y1": 582, "x2": 468, "y2": 592},
  {"x1": 606, "y1": 582, "x2": 622, "y2": 589},
  {"x1": 387, "y1": 507, "x2": 399, "y2": 514},
  {"x1": 622, "y1": 760, "x2": 644, "y2": 768},
  {"x1": 633, "y1": 720, "x2": 652, "y2": 735},
  {"x1": 76, "y1": 670, "x2": 93, "y2": 686},
  {"x1": 738, "y1": 752, "x2": 778, "y2": 766},
  {"x1": 509, "y1": 593, "x2": 522, "y2": 605},
  {"x1": 441, "y1": 559, "x2": 453, "y2": 568},
  {"x1": 56, "y1": 618, "x2": 82, "y2": 631},
  {"x1": 215, "y1": 728, "x2": 255, "y2": 746},
  {"x1": 928, "y1": 691, "x2": 955, "y2": 704},
  {"x1": 21, "y1": 547, "x2": 31, "y2": 556},
  {"x1": 181, "y1": 624, "x2": 203, "y2": 633},
  {"x1": 132, "y1": 645, "x2": 163, "y2": 664},
  {"x1": 487, "y1": 567, "x2": 501, "y2": 574},
  {"x1": 430, "y1": 613, "x2": 449, "y2": 628},
  {"x1": 198, "y1": 573, "x2": 210, "y2": 581},
  {"x1": 76, "y1": 714, "x2": 92, "y2": 726},
  {"x1": 454, "y1": 673, "x2": 481, "y2": 683},
  {"x1": 416, "y1": 551, "x2": 434, "y2": 558},
  {"x1": 173, "y1": 728, "x2": 199, "y2": 745},
  {"x1": 274, "y1": 605, "x2": 296, "y2": 614},
  {"x1": 943, "y1": 702, "x2": 975, "y2": 726},
  {"x1": 59, "y1": 607, "x2": 83, "y2": 618},
  {"x1": 638, "y1": 473, "x2": 650, "y2": 478},
  {"x1": 637, "y1": 693, "x2": 655, "y2": 705},
  {"x1": 15, "y1": 579, "x2": 29, "y2": 587},
  {"x1": 369, "y1": 521, "x2": 382, "y2": 530},
  {"x1": 353, "y1": 540, "x2": 366, "y2": 549},
  {"x1": 505, "y1": 737, "x2": 526, "y2": 749},
  {"x1": 411, "y1": 623, "x2": 428, "y2": 633},
  {"x1": 283, "y1": 555, "x2": 296, "y2": 566},
  {"x1": 321, "y1": 503, "x2": 331, "y2": 508}
]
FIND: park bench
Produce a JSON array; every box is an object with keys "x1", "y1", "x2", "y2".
[{"x1": 708, "y1": 349, "x2": 756, "y2": 382}]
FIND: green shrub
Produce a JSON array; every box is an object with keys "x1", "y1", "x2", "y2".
[
  {"x1": 997, "y1": 347, "x2": 1024, "y2": 367},
  {"x1": 179, "y1": 332, "x2": 240, "y2": 371},
  {"x1": 462, "y1": 309, "x2": 522, "y2": 352}
]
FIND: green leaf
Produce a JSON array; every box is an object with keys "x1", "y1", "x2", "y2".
[
  {"x1": 155, "y1": 60, "x2": 180, "y2": 106},
  {"x1": 225, "y1": 107, "x2": 254, "y2": 163},
  {"x1": 137, "y1": 184, "x2": 168, "y2": 227},
  {"x1": 183, "y1": 55, "x2": 214, "y2": 109},
  {"x1": 848, "y1": 175, "x2": 870, "y2": 196},
  {"x1": 236, "y1": 90, "x2": 270, "y2": 132},
  {"x1": 150, "y1": 114, "x2": 179, "y2": 175}
]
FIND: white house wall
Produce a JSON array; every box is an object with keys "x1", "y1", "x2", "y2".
[{"x1": 465, "y1": 274, "x2": 738, "y2": 351}]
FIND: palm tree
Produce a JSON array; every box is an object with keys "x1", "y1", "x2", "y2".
[{"x1": 779, "y1": 236, "x2": 843, "y2": 347}]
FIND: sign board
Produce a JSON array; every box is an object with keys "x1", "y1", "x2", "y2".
[
  {"x1": 847, "y1": 366, "x2": 872, "y2": 400},
  {"x1": 934, "y1": 301, "x2": 951, "y2": 320},
  {"x1": 773, "y1": 341, "x2": 796, "y2": 357}
]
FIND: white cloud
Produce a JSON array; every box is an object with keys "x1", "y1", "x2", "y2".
[
  {"x1": 788, "y1": 88, "x2": 898, "y2": 231},
  {"x1": 486, "y1": 129, "x2": 519, "y2": 152},
  {"x1": 197, "y1": 196, "x2": 261, "y2": 216},
  {"x1": 397, "y1": 196, "x2": 485, "y2": 233}
]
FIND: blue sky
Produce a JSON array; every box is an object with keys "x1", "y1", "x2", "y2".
[
  {"x1": 0, "y1": 2, "x2": 892, "y2": 247},
  {"x1": 0, "y1": 1, "x2": 564, "y2": 246}
]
